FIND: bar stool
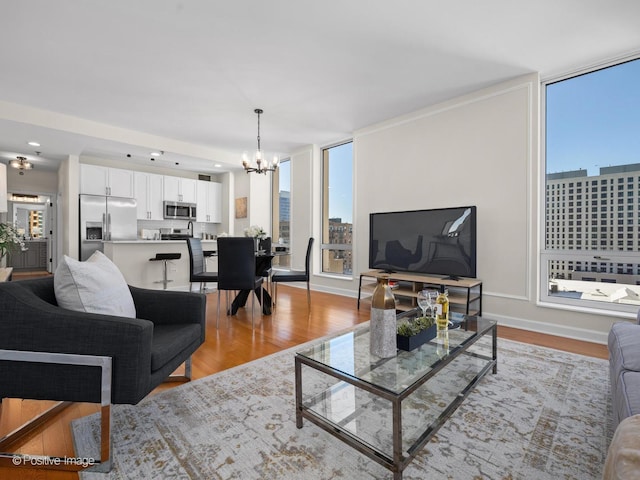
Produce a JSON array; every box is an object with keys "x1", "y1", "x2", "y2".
[
  {"x1": 149, "y1": 253, "x2": 181, "y2": 289},
  {"x1": 203, "y1": 250, "x2": 217, "y2": 270}
]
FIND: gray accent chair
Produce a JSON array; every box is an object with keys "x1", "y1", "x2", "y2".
[{"x1": 0, "y1": 276, "x2": 206, "y2": 472}]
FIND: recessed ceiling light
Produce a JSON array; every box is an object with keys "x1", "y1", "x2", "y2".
[
  {"x1": 27, "y1": 141, "x2": 40, "y2": 147},
  {"x1": 214, "y1": 164, "x2": 222, "y2": 168},
  {"x1": 150, "y1": 151, "x2": 161, "y2": 157}
]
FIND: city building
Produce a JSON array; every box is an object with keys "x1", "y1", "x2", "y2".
[
  {"x1": 546, "y1": 163, "x2": 640, "y2": 284},
  {"x1": 327, "y1": 218, "x2": 353, "y2": 275},
  {"x1": 278, "y1": 190, "x2": 290, "y2": 243}
]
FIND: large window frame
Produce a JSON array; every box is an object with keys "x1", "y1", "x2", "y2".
[
  {"x1": 541, "y1": 56, "x2": 640, "y2": 315},
  {"x1": 321, "y1": 140, "x2": 353, "y2": 276},
  {"x1": 271, "y1": 157, "x2": 291, "y2": 269}
]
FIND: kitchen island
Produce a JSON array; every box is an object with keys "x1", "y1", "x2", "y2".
[{"x1": 103, "y1": 239, "x2": 218, "y2": 291}]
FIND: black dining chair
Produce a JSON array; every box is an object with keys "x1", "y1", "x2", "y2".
[
  {"x1": 217, "y1": 237, "x2": 264, "y2": 329},
  {"x1": 258, "y1": 236, "x2": 273, "y2": 288},
  {"x1": 272, "y1": 237, "x2": 314, "y2": 310},
  {"x1": 186, "y1": 238, "x2": 218, "y2": 293}
]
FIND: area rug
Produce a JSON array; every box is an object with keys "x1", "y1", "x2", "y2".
[{"x1": 72, "y1": 334, "x2": 612, "y2": 479}]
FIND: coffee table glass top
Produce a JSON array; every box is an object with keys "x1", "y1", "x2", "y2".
[{"x1": 296, "y1": 311, "x2": 496, "y2": 395}]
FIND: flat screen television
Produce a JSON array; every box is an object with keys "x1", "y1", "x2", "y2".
[{"x1": 369, "y1": 206, "x2": 477, "y2": 278}]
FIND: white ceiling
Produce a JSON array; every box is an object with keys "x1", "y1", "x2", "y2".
[{"x1": 1, "y1": 0, "x2": 639, "y2": 174}]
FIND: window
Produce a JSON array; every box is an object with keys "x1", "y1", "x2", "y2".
[
  {"x1": 271, "y1": 158, "x2": 291, "y2": 268},
  {"x1": 321, "y1": 141, "x2": 353, "y2": 275},
  {"x1": 542, "y1": 57, "x2": 640, "y2": 312}
]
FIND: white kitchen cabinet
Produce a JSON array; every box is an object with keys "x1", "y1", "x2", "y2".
[
  {"x1": 163, "y1": 176, "x2": 197, "y2": 203},
  {"x1": 134, "y1": 172, "x2": 164, "y2": 220},
  {"x1": 196, "y1": 180, "x2": 222, "y2": 223},
  {"x1": 80, "y1": 164, "x2": 134, "y2": 198},
  {"x1": 180, "y1": 178, "x2": 197, "y2": 203},
  {"x1": 80, "y1": 164, "x2": 108, "y2": 195}
]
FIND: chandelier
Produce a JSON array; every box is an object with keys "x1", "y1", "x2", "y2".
[
  {"x1": 9, "y1": 156, "x2": 33, "y2": 175},
  {"x1": 242, "y1": 108, "x2": 279, "y2": 174}
]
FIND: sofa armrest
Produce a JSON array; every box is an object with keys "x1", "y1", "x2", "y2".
[
  {"x1": 609, "y1": 323, "x2": 640, "y2": 372},
  {"x1": 129, "y1": 286, "x2": 206, "y2": 331},
  {"x1": 603, "y1": 414, "x2": 640, "y2": 480}
]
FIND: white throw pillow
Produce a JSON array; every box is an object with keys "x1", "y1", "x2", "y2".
[{"x1": 54, "y1": 251, "x2": 136, "y2": 318}]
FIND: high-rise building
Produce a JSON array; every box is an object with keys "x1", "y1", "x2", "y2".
[
  {"x1": 546, "y1": 163, "x2": 640, "y2": 282},
  {"x1": 278, "y1": 190, "x2": 290, "y2": 244},
  {"x1": 279, "y1": 191, "x2": 290, "y2": 222}
]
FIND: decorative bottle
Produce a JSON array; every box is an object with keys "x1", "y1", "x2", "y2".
[
  {"x1": 435, "y1": 285, "x2": 449, "y2": 331},
  {"x1": 370, "y1": 276, "x2": 397, "y2": 358},
  {"x1": 436, "y1": 329, "x2": 450, "y2": 359}
]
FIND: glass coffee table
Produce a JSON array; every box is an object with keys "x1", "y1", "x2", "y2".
[{"x1": 294, "y1": 311, "x2": 497, "y2": 479}]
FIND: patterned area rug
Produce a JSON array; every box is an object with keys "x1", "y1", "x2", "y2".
[{"x1": 72, "y1": 336, "x2": 612, "y2": 479}]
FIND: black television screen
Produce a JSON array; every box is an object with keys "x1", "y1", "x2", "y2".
[{"x1": 369, "y1": 206, "x2": 477, "y2": 278}]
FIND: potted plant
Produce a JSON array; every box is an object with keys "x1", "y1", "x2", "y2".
[
  {"x1": 244, "y1": 225, "x2": 266, "y2": 239},
  {"x1": 396, "y1": 315, "x2": 437, "y2": 351}
]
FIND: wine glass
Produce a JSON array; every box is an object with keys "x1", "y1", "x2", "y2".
[
  {"x1": 425, "y1": 289, "x2": 438, "y2": 318},
  {"x1": 418, "y1": 289, "x2": 438, "y2": 318},
  {"x1": 417, "y1": 289, "x2": 431, "y2": 317}
]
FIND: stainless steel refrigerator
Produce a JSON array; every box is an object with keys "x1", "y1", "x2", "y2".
[{"x1": 79, "y1": 194, "x2": 138, "y2": 261}]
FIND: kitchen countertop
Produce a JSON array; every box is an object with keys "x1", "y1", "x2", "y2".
[{"x1": 103, "y1": 239, "x2": 218, "y2": 291}]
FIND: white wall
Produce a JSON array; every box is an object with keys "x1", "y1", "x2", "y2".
[
  {"x1": 59, "y1": 155, "x2": 79, "y2": 258},
  {"x1": 289, "y1": 146, "x2": 314, "y2": 270},
  {"x1": 0, "y1": 163, "x2": 6, "y2": 212},
  {"x1": 356, "y1": 77, "x2": 533, "y2": 296},
  {"x1": 220, "y1": 171, "x2": 233, "y2": 236},
  {"x1": 234, "y1": 172, "x2": 250, "y2": 236},
  {"x1": 248, "y1": 171, "x2": 272, "y2": 237},
  {"x1": 6, "y1": 166, "x2": 58, "y2": 193}
]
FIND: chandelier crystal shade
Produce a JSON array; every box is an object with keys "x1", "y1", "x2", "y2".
[
  {"x1": 242, "y1": 108, "x2": 279, "y2": 174},
  {"x1": 9, "y1": 156, "x2": 33, "y2": 175}
]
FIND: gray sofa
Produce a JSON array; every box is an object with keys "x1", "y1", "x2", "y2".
[{"x1": 608, "y1": 313, "x2": 640, "y2": 428}]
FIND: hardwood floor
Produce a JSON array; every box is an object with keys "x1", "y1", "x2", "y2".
[{"x1": 0, "y1": 280, "x2": 608, "y2": 479}]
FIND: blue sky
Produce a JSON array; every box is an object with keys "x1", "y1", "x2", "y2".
[
  {"x1": 278, "y1": 142, "x2": 353, "y2": 223},
  {"x1": 278, "y1": 158, "x2": 290, "y2": 192},
  {"x1": 327, "y1": 142, "x2": 353, "y2": 223},
  {"x1": 546, "y1": 58, "x2": 640, "y2": 176}
]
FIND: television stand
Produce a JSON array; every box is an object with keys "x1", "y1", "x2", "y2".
[{"x1": 357, "y1": 270, "x2": 482, "y2": 316}]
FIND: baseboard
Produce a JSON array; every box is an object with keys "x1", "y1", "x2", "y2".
[
  {"x1": 307, "y1": 282, "x2": 358, "y2": 299},
  {"x1": 484, "y1": 312, "x2": 609, "y2": 345}
]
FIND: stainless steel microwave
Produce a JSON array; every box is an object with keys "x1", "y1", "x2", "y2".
[{"x1": 163, "y1": 201, "x2": 196, "y2": 220}]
